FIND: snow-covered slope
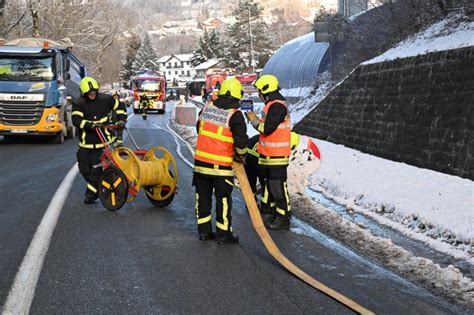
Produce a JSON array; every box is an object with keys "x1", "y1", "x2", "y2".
[{"x1": 363, "y1": 13, "x2": 474, "y2": 64}]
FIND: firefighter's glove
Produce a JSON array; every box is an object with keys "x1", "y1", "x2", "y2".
[
  {"x1": 234, "y1": 153, "x2": 246, "y2": 165},
  {"x1": 116, "y1": 120, "x2": 126, "y2": 129},
  {"x1": 245, "y1": 111, "x2": 259, "y2": 129},
  {"x1": 91, "y1": 123, "x2": 104, "y2": 130}
]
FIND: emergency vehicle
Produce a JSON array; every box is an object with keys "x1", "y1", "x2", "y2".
[
  {"x1": 131, "y1": 72, "x2": 167, "y2": 114},
  {"x1": 235, "y1": 73, "x2": 258, "y2": 111}
]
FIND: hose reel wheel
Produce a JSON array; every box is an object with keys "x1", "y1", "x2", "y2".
[
  {"x1": 98, "y1": 167, "x2": 128, "y2": 211},
  {"x1": 143, "y1": 146, "x2": 178, "y2": 207}
]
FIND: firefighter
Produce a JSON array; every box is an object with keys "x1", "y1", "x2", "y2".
[
  {"x1": 245, "y1": 74, "x2": 292, "y2": 230},
  {"x1": 139, "y1": 92, "x2": 149, "y2": 120},
  {"x1": 72, "y1": 77, "x2": 123, "y2": 204},
  {"x1": 193, "y1": 77, "x2": 248, "y2": 244},
  {"x1": 110, "y1": 90, "x2": 127, "y2": 146},
  {"x1": 245, "y1": 132, "x2": 300, "y2": 198}
]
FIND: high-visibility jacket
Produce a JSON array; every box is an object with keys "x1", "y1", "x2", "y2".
[
  {"x1": 258, "y1": 100, "x2": 291, "y2": 166},
  {"x1": 194, "y1": 105, "x2": 241, "y2": 177}
]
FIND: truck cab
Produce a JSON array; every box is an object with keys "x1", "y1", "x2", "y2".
[
  {"x1": 0, "y1": 38, "x2": 86, "y2": 143},
  {"x1": 131, "y1": 73, "x2": 167, "y2": 114}
]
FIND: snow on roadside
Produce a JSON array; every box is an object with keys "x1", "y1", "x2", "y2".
[
  {"x1": 310, "y1": 140, "x2": 474, "y2": 254},
  {"x1": 292, "y1": 193, "x2": 474, "y2": 307},
  {"x1": 290, "y1": 78, "x2": 333, "y2": 126}
]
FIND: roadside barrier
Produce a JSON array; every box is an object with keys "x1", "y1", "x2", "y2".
[{"x1": 174, "y1": 105, "x2": 197, "y2": 126}]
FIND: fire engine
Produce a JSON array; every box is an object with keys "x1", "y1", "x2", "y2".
[{"x1": 131, "y1": 72, "x2": 167, "y2": 114}]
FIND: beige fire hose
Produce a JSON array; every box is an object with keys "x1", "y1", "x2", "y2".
[{"x1": 233, "y1": 161, "x2": 374, "y2": 315}]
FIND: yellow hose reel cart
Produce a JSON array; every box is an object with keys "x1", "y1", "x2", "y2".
[{"x1": 96, "y1": 125, "x2": 178, "y2": 211}]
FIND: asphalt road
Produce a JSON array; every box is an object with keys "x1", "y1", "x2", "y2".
[{"x1": 0, "y1": 104, "x2": 467, "y2": 314}]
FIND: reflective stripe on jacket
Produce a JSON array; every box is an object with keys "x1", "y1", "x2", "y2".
[
  {"x1": 258, "y1": 100, "x2": 291, "y2": 165},
  {"x1": 194, "y1": 105, "x2": 238, "y2": 174}
]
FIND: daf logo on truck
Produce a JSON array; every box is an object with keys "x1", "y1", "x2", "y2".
[{"x1": 10, "y1": 95, "x2": 27, "y2": 100}]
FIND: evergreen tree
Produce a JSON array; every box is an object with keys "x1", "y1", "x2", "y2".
[
  {"x1": 131, "y1": 32, "x2": 160, "y2": 74},
  {"x1": 191, "y1": 29, "x2": 223, "y2": 67},
  {"x1": 120, "y1": 32, "x2": 141, "y2": 87},
  {"x1": 223, "y1": 0, "x2": 275, "y2": 71}
]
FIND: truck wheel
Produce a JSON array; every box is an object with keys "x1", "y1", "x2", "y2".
[
  {"x1": 52, "y1": 132, "x2": 64, "y2": 144},
  {"x1": 66, "y1": 125, "x2": 76, "y2": 139}
]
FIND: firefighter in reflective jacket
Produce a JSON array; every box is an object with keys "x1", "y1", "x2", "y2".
[
  {"x1": 245, "y1": 132, "x2": 300, "y2": 199},
  {"x1": 193, "y1": 77, "x2": 248, "y2": 244},
  {"x1": 72, "y1": 77, "x2": 126, "y2": 204},
  {"x1": 245, "y1": 74, "x2": 292, "y2": 230}
]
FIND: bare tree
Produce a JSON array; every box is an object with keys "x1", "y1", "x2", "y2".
[{"x1": 2, "y1": 0, "x2": 129, "y2": 83}]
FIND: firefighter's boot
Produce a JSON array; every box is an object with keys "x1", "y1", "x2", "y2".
[
  {"x1": 216, "y1": 234, "x2": 239, "y2": 245},
  {"x1": 199, "y1": 232, "x2": 216, "y2": 241},
  {"x1": 267, "y1": 216, "x2": 290, "y2": 230},
  {"x1": 260, "y1": 206, "x2": 275, "y2": 225}
]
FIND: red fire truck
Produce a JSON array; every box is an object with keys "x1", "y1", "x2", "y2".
[
  {"x1": 235, "y1": 73, "x2": 258, "y2": 95},
  {"x1": 131, "y1": 72, "x2": 167, "y2": 114},
  {"x1": 205, "y1": 68, "x2": 228, "y2": 94},
  {"x1": 235, "y1": 73, "x2": 258, "y2": 111}
]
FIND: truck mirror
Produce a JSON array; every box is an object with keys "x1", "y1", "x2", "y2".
[
  {"x1": 64, "y1": 73, "x2": 71, "y2": 80},
  {"x1": 65, "y1": 59, "x2": 70, "y2": 71}
]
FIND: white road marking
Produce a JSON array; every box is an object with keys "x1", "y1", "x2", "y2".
[
  {"x1": 152, "y1": 123, "x2": 194, "y2": 168},
  {"x1": 165, "y1": 124, "x2": 195, "y2": 156},
  {"x1": 2, "y1": 164, "x2": 79, "y2": 315}
]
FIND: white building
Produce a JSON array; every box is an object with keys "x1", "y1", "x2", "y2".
[
  {"x1": 193, "y1": 58, "x2": 221, "y2": 78},
  {"x1": 158, "y1": 54, "x2": 195, "y2": 85}
]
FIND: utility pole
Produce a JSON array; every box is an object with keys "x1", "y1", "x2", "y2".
[
  {"x1": 249, "y1": 7, "x2": 255, "y2": 73},
  {"x1": 0, "y1": 0, "x2": 5, "y2": 17},
  {"x1": 0, "y1": 0, "x2": 5, "y2": 38}
]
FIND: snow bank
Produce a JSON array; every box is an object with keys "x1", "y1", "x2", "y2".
[{"x1": 291, "y1": 193, "x2": 474, "y2": 307}]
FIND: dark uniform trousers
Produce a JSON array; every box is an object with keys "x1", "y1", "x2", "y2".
[
  {"x1": 77, "y1": 148, "x2": 103, "y2": 199},
  {"x1": 260, "y1": 167, "x2": 291, "y2": 219},
  {"x1": 193, "y1": 174, "x2": 233, "y2": 238},
  {"x1": 244, "y1": 158, "x2": 265, "y2": 195}
]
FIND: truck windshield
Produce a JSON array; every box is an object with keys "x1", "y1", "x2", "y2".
[
  {"x1": 136, "y1": 79, "x2": 161, "y2": 92},
  {"x1": 0, "y1": 56, "x2": 55, "y2": 81}
]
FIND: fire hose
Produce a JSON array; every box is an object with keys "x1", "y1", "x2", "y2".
[{"x1": 233, "y1": 162, "x2": 374, "y2": 315}]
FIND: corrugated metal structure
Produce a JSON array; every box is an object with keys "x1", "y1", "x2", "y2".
[{"x1": 262, "y1": 32, "x2": 330, "y2": 89}]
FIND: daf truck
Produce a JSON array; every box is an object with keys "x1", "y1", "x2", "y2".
[{"x1": 0, "y1": 38, "x2": 86, "y2": 143}]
